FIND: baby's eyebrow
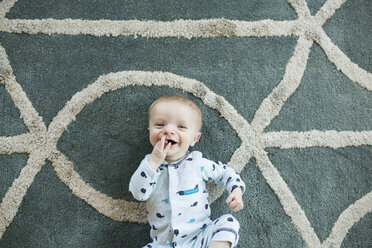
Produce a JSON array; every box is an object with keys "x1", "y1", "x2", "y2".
[{"x1": 151, "y1": 118, "x2": 165, "y2": 122}]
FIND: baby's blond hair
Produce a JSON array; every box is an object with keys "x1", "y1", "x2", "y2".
[{"x1": 148, "y1": 95, "x2": 202, "y2": 131}]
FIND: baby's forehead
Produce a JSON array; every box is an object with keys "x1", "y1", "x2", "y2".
[
  {"x1": 151, "y1": 100, "x2": 196, "y2": 117},
  {"x1": 149, "y1": 100, "x2": 202, "y2": 127}
]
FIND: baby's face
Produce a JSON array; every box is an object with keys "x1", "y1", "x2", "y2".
[{"x1": 148, "y1": 101, "x2": 201, "y2": 163}]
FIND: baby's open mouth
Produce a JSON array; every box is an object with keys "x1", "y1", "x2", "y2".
[{"x1": 165, "y1": 139, "x2": 177, "y2": 145}]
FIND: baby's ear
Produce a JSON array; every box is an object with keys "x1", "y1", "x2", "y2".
[{"x1": 190, "y1": 132, "x2": 201, "y2": 147}]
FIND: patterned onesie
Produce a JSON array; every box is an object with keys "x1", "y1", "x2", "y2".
[{"x1": 129, "y1": 151, "x2": 246, "y2": 248}]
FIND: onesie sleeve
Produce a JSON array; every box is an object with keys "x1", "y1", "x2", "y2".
[
  {"x1": 200, "y1": 157, "x2": 246, "y2": 194},
  {"x1": 129, "y1": 155, "x2": 161, "y2": 201}
]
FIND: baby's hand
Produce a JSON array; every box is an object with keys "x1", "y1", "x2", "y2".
[
  {"x1": 226, "y1": 187, "x2": 244, "y2": 212},
  {"x1": 148, "y1": 135, "x2": 171, "y2": 170}
]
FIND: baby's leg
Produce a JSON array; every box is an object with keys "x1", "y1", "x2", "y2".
[
  {"x1": 209, "y1": 240, "x2": 231, "y2": 248},
  {"x1": 209, "y1": 214, "x2": 240, "y2": 247},
  {"x1": 192, "y1": 214, "x2": 240, "y2": 248}
]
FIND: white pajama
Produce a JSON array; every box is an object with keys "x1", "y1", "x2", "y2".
[{"x1": 129, "y1": 151, "x2": 245, "y2": 248}]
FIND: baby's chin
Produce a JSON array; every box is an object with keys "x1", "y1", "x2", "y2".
[
  {"x1": 165, "y1": 156, "x2": 179, "y2": 163},
  {"x1": 165, "y1": 153, "x2": 186, "y2": 163}
]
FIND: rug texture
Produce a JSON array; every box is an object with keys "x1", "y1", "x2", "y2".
[{"x1": 0, "y1": 0, "x2": 371, "y2": 247}]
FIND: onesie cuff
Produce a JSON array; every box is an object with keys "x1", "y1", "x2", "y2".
[
  {"x1": 140, "y1": 155, "x2": 161, "y2": 178},
  {"x1": 229, "y1": 182, "x2": 246, "y2": 195},
  {"x1": 212, "y1": 228, "x2": 239, "y2": 247}
]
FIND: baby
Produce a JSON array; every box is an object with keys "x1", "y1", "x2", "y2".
[{"x1": 129, "y1": 95, "x2": 245, "y2": 248}]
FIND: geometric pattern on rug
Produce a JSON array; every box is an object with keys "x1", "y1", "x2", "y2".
[{"x1": 0, "y1": 0, "x2": 371, "y2": 247}]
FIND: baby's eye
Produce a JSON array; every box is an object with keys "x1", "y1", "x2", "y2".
[
  {"x1": 178, "y1": 125, "x2": 187, "y2": 129},
  {"x1": 155, "y1": 123, "x2": 164, "y2": 127}
]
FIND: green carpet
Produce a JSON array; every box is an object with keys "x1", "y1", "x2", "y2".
[{"x1": 0, "y1": 0, "x2": 371, "y2": 247}]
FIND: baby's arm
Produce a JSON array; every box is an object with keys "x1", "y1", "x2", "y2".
[
  {"x1": 129, "y1": 135, "x2": 169, "y2": 201},
  {"x1": 201, "y1": 159, "x2": 245, "y2": 212},
  {"x1": 129, "y1": 155, "x2": 160, "y2": 201}
]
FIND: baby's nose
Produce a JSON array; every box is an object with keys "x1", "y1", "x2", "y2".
[{"x1": 163, "y1": 124, "x2": 176, "y2": 134}]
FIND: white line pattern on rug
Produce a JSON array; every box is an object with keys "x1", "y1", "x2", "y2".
[{"x1": 0, "y1": 0, "x2": 371, "y2": 247}]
